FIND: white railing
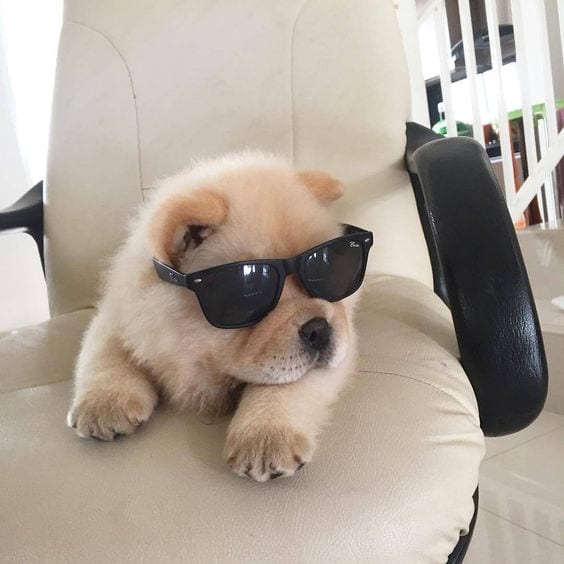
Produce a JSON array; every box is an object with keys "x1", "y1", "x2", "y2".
[
  {"x1": 395, "y1": 0, "x2": 564, "y2": 226},
  {"x1": 458, "y1": 0, "x2": 485, "y2": 147}
]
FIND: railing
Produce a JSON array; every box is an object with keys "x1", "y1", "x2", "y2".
[{"x1": 394, "y1": 0, "x2": 564, "y2": 226}]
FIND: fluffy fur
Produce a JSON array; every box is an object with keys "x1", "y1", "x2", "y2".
[{"x1": 67, "y1": 152, "x2": 360, "y2": 482}]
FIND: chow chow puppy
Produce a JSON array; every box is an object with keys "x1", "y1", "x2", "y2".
[{"x1": 67, "y1": 152, "x2": 371, "y2": 482}]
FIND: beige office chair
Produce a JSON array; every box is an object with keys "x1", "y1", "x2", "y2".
[{"x1": 0, "y1": 1, "x2": 547, "y2": 562}]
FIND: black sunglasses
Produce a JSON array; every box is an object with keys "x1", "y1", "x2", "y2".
[{"x1": 153, "y1": 224, "x2": 373, "y2": 329}]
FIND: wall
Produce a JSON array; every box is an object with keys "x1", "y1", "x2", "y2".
[
  {"x1": 546, "y1": 0, "x2": 564, "y2": 101},
  {"x1": 0, "y1": 0, "x2": 61, "y2": 330}
]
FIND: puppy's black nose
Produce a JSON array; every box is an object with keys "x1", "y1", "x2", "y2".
[{"x1": 299, "y1": 317, "x2": 331, "y2": 352}]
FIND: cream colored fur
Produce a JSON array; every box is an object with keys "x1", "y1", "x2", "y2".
[{"x1": 67, "y1": 152, "x2": 360, "y2": 482}]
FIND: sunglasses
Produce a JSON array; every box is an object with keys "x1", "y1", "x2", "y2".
[{"x1": 153, "y1": 224, "x2": 373, "y2": 329}]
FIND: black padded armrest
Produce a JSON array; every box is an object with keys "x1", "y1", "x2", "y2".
[
  {"x1": 0, "y1": 181, "x2": 44, "y2": 270},
  {"x1": 405, "y1": 122, "x2": 547, "y2": 436}
]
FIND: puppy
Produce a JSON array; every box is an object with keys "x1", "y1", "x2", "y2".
[{"x1": 67, "y1": 152, "x2": 369, "y2": 482}]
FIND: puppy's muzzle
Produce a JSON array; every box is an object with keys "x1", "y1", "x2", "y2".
[{"x1": 299, "y1": 317, "x2": 332, "y2": 353}]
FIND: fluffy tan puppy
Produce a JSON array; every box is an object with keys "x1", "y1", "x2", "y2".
[{"x1": 67, "y1": 152, "x2": 360, "y2": 482}]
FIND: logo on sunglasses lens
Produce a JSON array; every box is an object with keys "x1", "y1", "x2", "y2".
[{"x1": 349, "y1": 241, "x2": 360, "y2": 248}]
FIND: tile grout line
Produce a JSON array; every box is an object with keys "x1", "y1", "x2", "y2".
[
  {"x1": 478, "y1": 507, "x2": 564, "y2": 548},
  {"x1": 484, "y1": 419, "x2": 564, "y2": 462}
]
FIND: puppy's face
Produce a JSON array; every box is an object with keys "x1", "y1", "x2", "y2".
[{"x1": 147, "y1": 159, "x2": 357, "y2": 385}]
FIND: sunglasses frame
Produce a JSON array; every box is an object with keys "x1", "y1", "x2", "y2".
[{"x1": 153, "y1": 224, "x2": 373, "y2": 329}]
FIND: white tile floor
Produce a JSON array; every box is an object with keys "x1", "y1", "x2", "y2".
[{"x1": 465, "y1": 410, "x2": 564, "y2": 563}]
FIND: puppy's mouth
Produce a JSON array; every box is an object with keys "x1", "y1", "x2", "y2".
[{"x1": 248, "y1": 344, "x2": 338, "y2": 385}]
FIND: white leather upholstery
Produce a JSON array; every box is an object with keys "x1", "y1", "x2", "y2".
[
  {"x1": 1, "y1": 1, "x2": 484, "y2": 561},
  {"x1": 0, "y1": 277, "x2": 483, "y2": 563},
  {"x1": 46, "y1": 0, "x2": 432, "y2": 316},
  {"x1": 0, "y1": 309, "x2": 93, "y2": 393}
]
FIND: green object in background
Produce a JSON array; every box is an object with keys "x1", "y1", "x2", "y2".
[
  {"x1": 432, "y1": 101, "x2": 473, "y2": 137},
  {"x1": 507, "y1": 100, "x2": 564, "y2": 121},
  {"x1": 432, "y1": 99, "x2": 564, "y2": 137},
  {"x1": 432, "y1": 119, "x2": 473, "y2": 137}
]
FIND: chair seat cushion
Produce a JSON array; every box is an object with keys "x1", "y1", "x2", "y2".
[
  {"x1": 0, "y1": 308, "x2": 94, "y2": 393},
  {"x1": 0, "y1": 276, "x2": 483, "y2": 563}
]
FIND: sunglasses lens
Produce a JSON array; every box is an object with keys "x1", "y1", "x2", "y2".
[
  {"x1": 196, "y1": 264, "x2": 279, "y2": 327},
  {"x1": 303, "y1": 239, "x2": 365, "y2": 301}
]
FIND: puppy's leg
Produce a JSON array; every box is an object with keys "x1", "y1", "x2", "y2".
[
  {"x1": 225, "y1": 365, "x2": 349, "y2": 482},
  {"x1": 67, "y1": 315, "x2": 158, "y2": 440}
]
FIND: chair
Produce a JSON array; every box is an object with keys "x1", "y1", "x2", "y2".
[{"x1": 0, "y1": 1, "x2": 546, "y2": 561}]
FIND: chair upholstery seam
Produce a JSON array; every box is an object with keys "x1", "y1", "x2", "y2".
[
  {"x1": 289, "y1": 0, "x2": 311, "y2": 165},
  {"x1": 357, "y1": 368, "x2": 480, "y2": 425},
  {"x1": 66, "y1": 20, "x2": 143, "y2": 189},
  {"x1": 0, "y1": 307, "x2": 95, "y2": 340},
  {"x1": 0, "y1": 376, "x2": 72, "y2": 396},
  {"x1": 56, "y1": 306, "x2": 96, "y2": 318}
]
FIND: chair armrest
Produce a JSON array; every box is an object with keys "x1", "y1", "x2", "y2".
[
  {"x1": 0, "y1": 181, "x2": 44, "y2": 270},
  {"x1": 405, "y1": 122, "x2": 547, "y2": 436}
]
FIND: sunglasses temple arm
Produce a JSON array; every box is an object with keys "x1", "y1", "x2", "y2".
[{"x1": 152, "y1": 258, "x2": 190, "y2": 288}]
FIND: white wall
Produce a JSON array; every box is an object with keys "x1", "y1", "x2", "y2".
[
  {"x1": 0, "y1": 0, "x2": 62, "y2": 330},
  {"x1": 0, "y1": 17, "x2": 28, "y2": 209},
  {"x1": 0, "y1": 0, "x2": 63, "y2": 199},
  {"x1": 546, "y1": 0, "x2": 564, "y2": 100}
]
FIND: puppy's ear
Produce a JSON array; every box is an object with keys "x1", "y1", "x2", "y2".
[
  {"x1": 298, "y1": 171, "x2": 344, "y2": 204},
  {"x1": 147, "y1": 190, "x2": 228, "y2": 265}
]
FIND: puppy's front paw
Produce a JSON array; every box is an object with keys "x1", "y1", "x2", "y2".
[
  {"x1": 67, "y1": 388, "x2": 156, "y2": 441},
  {"x1": 225, "y1": 425, "x2": 313, "y2": 482}
]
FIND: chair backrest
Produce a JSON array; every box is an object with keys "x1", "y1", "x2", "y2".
[{"x1": 46, "y1": 0, "x2": 432, "y2": 316}]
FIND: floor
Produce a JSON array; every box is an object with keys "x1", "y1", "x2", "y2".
[{"x1": 465, "y1": 409, "x2": 564, "y2": 563}]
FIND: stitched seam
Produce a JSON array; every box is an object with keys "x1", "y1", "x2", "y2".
[
  {"x1": 290, "y1": 0, "x2": 311, "y2": 165},
  {"x1": 66, "y1": 21, "x2": 143, "y2": 190},
  {"x1": 61, "y1": 306, "x2": 96, "y2": 316},
  {"x1": 0, "y1": 307, "x2": 95, "y2": 340},
  {"x1": 0, "y1": 376, "x2": 72, "y2": 396},
  {"x1": 357, "y1": 368, "x2": 480, "y2": 424}
]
